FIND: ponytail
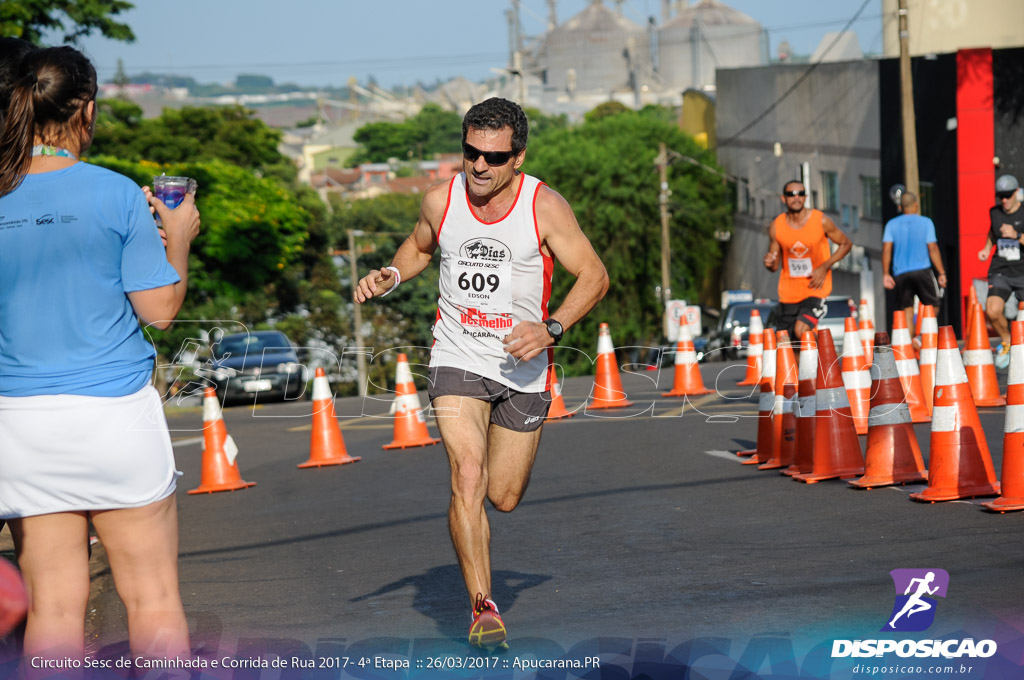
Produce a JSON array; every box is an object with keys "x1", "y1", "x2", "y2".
[
  {"x1": 0, "y1": 46, "x2": 96, "y2": 199},
  {"x1": 0, "y1": 74, "x2": 37, "y2": 198}
]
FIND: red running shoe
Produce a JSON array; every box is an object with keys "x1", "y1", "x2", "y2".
[{"x1": 468, "y1": 594, "x2": 507, "y2": 650}]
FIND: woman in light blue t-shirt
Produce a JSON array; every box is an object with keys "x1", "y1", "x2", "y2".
[{"x1": 0, "y1": 46, "x2": 200, "y2": 665}]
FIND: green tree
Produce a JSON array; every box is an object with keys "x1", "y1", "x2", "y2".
[
  {"x1": 523, "y1": 107, "x2": 732, "y2": 374},
  {"x1": 0, "y1": 0, "x2": 135, "y2": 44},
  {"x1": 90, "y1": 104, "x2": 292, "y2": 179},
  {"x1": 351, "y1": 103, "x2": 462, "y2": 164}
]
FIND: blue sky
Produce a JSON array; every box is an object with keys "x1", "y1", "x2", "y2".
[{"x1": 72, "y1": 0, "x2": 885, "y2": 89}]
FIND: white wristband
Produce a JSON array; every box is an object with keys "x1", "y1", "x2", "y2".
[{"x1": 379, "y1": 266, "x2": 401, "y2": 297}]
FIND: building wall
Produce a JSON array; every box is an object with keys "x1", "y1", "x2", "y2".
[
  {"x1": 882, "y1": 0, "x2": 1024, "y2": 57},
  {"x1": 716, "y1": 61, "x2": 884, "y2": 319}
]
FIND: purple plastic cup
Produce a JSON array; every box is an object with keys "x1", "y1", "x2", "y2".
[{"x1": 152, "y1": 175, "x2": 197, "y2": 226}]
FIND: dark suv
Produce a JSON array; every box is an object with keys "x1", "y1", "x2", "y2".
[
  {"x1": 704, "y1": 300, "x2": 777, "y2": 361},
  {"x1": 208, "y1": 330, "x2": 307, "y2": 403}
]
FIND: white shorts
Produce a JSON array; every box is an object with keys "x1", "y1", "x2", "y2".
[{"x1": 0, "y1": 385, "x2": 181, "y2": 519}]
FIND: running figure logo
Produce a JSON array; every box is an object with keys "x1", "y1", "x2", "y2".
[{"x1": 882, "y1": 568, "x2": 949, "y2": 632}]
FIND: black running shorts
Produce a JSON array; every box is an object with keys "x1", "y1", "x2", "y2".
[
  {"x1": 428, "y1": 366, "x2": 551, "y2": 433},
  {"x1": 775, "y1": 297, "x2": 825, "y2": 339},
  {"x1": 894, "y1": 268, "x2": 941, "y2": 309},
  {"x1": 987, "y1": 272, "x2": 1024, "y2": 302}
]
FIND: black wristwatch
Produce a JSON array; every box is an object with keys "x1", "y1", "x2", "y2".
[{"x1": 543, "y1": 318, "x2": 564, "y2": 343}]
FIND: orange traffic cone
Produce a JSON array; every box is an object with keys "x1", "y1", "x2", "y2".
[
  {"x1": 841, "y1": 317, "x2": 871, "y2": 435},
  {"x1": 738, "y1": 329, "x2": 776, "y2": 460},
  {"x1": 858, "y1": 298, "x2": 875, "y2": 364},
  {"x1": 793, "y1": 328, "x2": 864, "y2": 483},
  {"x1": 964, "y1": 301, "x2": 1006, "y2": 407},
  {"x1": 984, "y1": 320, "x2": 1024, "y2": 511},
  {"x1": 910, "y1": 326, "x2": 1000, "y2": 502},
  {"x1": 546, "y1": 376, "x2": 575, "y2": 420},
  {"x1": 1017, "y1": 301, "x2": 1024, "y2": 322},
  {"x1": 189, "y1": 387, "x2": 256, "y2": 494},
  {"x1": 918, "y1": 305, "x2": 938, "y2": 415},
  {"x1": 0, "y1": 557, "x2": 27, "y2": 637},
  {"x1": 662, "y1": 320, "x2": 713, "y2": 397},
  {"x1": 966, "y1": 284, "x2": 979, "y2": 333},
  {"x1": 784, "y1": 331, "x2": 817, "y2": 476},
  {"x1": 848, "y1": 332, "x2": 927, "y2": 489},
  {"x1": 587, "y1": 323, "x2": 634, "y2": 410},
  {"x1": 891, "y1": 311, "x2": 930, "y2": 423},
  {"x1": 736, "y1": 310, "x2": 764, "y2": 386},
  {"x1": 299, "y1": 368, "x2": 361, "y2": 468},
  {"x1": 384, "y1": 353, "x2": 441, "y2": 450},
  {"x1": 758, "y1": 330, "x2": 798, "y2": 471}
]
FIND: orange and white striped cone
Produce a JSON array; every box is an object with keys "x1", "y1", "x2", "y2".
[
  {"x1": 784, "y1": 331, "x2": 817, "y2": 477},
  {"x1": 841, "y1": 317, "x2": 871, "y2": 435},
  {"x1": 965, "y1": 285, "x2": 979, "y2": 337},
  {"x1": 546, "y1": 377, "x2": 575, "y2": 420},
  {"x1": 848, "y1": 333, "x2": 927, "y2": 489},
  {"x1": 189, "y1": 387, "x2": 256, "y2": 494},
  {"x1": 758, "y1": 330, "x2": 798, "y2": 471},
  {"x1": 587, "y1": 323, "x2": 634, "y2": 410},
  {"x1": 793, "y1": 328, "x2": 864, "y2": 483},
  {"x1": 918, "y1": 305, "x2": 938, "y2": 415},
  {"x1": 383, "y1": 353, "x2": 441, "y2": 450},
  {"x1": 299, "y1": 367, "x2": 361, "y2": 468},
  {"x1": 910, "y1": 326, "x2": 1000, "y2": 502},
  {"x1": 891, "y1": 310, "x2": 930, "y2": 423},
  {"x1": 736, "y1": 310, "x2": 764, "y2": 386},
  {"x1": 738, "y1": 328, "x2": 776, "y2": 459},
  {"x1": 858, "y1": 298, "x2": 875, "y2": 364},
  {"x1": 1017, "y1": 301, "x2": 1024, "y2": 323},
  {"x1": 662, "y1": 320, "x2": 712, "y2": 397},
  {"x1": 964, "y1": 301, "x2": 1006, "y2": 407},
  {"x1": 984, "y1": 320, "x2": 1024, "y2": 511}
]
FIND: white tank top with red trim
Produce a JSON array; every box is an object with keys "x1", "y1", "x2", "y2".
[{"x1": 430, "y1": 171, "x2": 552, "y2": 393}]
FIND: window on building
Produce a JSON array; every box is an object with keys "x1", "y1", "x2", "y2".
[
  {"x1": 861, "y1": 176, "x2": 882, "y2": 220},
  {"x1": 820, "y1": 171, "x2": 839, "y2": 212},
  {"x1": 841, "y1": 204, "x2": 860, "y2": 232},
  {"x1": 920, "y1": 182, "x2": 934, "y2": 218}
]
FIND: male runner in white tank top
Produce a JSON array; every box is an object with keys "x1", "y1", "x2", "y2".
[{"x1": 355, "y1": 98, "x2": 608, "y2": 650}]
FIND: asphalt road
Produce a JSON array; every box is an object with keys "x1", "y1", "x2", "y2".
[{"x1": 82, "y1": 357, "x2": 1024, "y2": 679}]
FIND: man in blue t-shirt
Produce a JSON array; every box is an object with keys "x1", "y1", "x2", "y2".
[{"x1": 882, "y1": 190, "x2": 947, "y2": 334}]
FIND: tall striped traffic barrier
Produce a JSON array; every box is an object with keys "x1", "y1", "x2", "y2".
[
  {"x1": 784, "y1": 331, "x2": 817, "y2": 477},
  {"x1": 983, "y1": 320, "x2": 1024, "y2": 512},
  {"x1": 964, "y1": 301, "x2": 1006, "y2": 407},
  {"x1": 738, "y1": 328, "x2": 776, "y2": 460},
  {"x1": 587, "y1": 323, "x2": 634, "y2": 410},
  {"x1": 736, "y1": 310, "x2": 764, "y2": 387},
  {"x1": 848, "y1": 333, "x2": 927, "y2": 489},
  {"x1": 918, "y1": 304, "x2": 938, "y2": 415},
  {"x1": 793, "y1": 328, "x2": 864, "y2": 483},
  {"x1": 758, "y1": 330, "x2": 797, "y2": 471},
  {"x1": 841, "y1": 317, "x2": 871, "y2": 435},
  {"x1": 910, "y1": 327, "x2": 1000, "y2": 502},
  {"x1": 662, "y1": 319, "x2": 713, "y2": 397},
  {"x1": 891, "y1": 310, "x2": 930, "y2": 423}
]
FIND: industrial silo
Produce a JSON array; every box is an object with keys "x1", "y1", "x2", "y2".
[
  {"x1": 541, "y1": 0, "x2": 651, "y2": 95},
  {"x1": 658, "y1": 0, "x2": 767, "y2": 92}
]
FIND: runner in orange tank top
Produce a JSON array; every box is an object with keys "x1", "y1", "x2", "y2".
[{"x1": 764, "y1": 180, "x2": 852, "y2": 340}]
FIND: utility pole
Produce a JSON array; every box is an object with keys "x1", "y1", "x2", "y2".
[
  {"x1": 657, "y1": 143, "x2": 671, "y2": 303},
  {"x1": 347, "y1": 229, "x2": 368, "y2": 397},
  {"x1": 898, "y1": 0, "x2": 920, "y2": 197}
]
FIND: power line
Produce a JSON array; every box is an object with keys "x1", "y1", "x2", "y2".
[{"x1": 712, "y1": 0, "x2": 874, "y2": 152}]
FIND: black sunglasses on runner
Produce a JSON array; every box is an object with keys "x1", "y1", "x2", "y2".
[
  {"x1": 462, "y1": 142, "x2": 515, "y2": 166},
  {"x1": 997, "y1": 191, "x2": 1016, "y2": 200},
  {"x1": 783, "y1": 190, "x2": 806, "y2": 197}
]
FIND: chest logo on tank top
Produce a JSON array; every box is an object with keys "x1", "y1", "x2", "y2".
[
  {"x1": 452, "y1": 238, "x2": 513, "y2": 311},
  {"x1": 788, "y1": 240, "x2": 812, "y2": 278}
]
